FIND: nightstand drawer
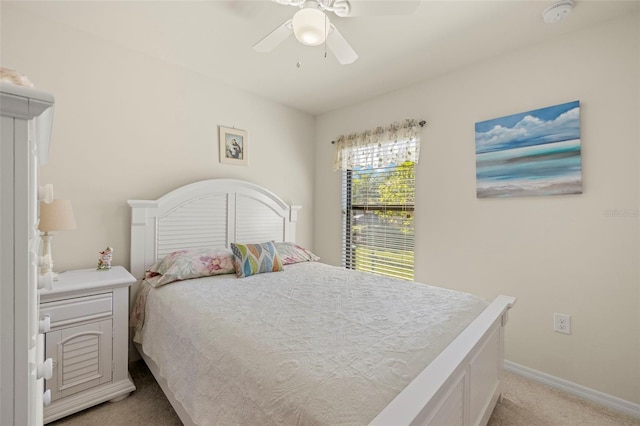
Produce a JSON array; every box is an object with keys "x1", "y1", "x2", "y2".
[{"x1": 41, "y1": 293, "x2": 113, "y2": 329}]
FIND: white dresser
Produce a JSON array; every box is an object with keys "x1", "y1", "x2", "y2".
[
  {"x1": 0, "y1": 82, "x2": 55, "y2": 426},
  {"x1": 40, "y1": 266, "x2": 136, "y2": 423}
]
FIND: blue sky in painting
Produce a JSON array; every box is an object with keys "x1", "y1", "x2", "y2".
[{"x1": 476, "y1": 100, "x2": 580, "y2": 154}]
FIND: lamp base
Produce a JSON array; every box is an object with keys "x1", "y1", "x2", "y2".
[{"x1": 40, "y1": 233, "x2": 56, "y2": 278}]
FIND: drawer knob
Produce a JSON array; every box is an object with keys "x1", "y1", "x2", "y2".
[
  {"x1": 39, "y1": 315, "x2": 51, "y2": 333},
  {"x1": 37, "y1": 358, "x2": 53, "y2": 380},
  {"x1": 43, "y1": 389, "x2": 52, "y2": 406},
  {"x1": 29, "y1": 237, "x2": 42, "y2": 263},
  {"x1": 38, "y1": 272, "x2": 53, "y2": 290},
  {"x1": 38, "y1": 184, "x2": 54, "y2": 203}
]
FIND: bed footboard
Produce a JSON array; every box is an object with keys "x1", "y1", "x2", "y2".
[{"x1": 370, "y1": 295, "x2": 516, "y2": 426}]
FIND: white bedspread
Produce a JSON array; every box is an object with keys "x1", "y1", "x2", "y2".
[{"x1": 135, "y1": 262, "x2": 488, "y2": 426}]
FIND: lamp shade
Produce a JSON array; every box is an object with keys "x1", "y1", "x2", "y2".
[
  {"x1": 39, "y1": 199, "x2": 77, "y2": 232},
  {"x1": 292, "y1": 7, "x2": 330, "y2": 46}
]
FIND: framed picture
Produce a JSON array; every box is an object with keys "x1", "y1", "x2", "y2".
[
  {"x1": 219, "y1": 126, "x2": 248, "y2": 166},
  {"x1": 475, "y1": 100, "x2": 581, "y2": 198}
]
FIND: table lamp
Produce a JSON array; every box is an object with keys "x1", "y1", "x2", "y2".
[{"x1": 39, "y1": 199, "x2": 77, "y2": 279}]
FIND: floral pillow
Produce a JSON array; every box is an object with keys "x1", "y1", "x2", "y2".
[
  {"x1": 230, "y1": 241, "x2": 284, "y2": 278},
  {"x1": 145, "y1": 247, "x2": 235, "y2": 287},
  {"x1": 274, "y1": 242, "x2": 319, "y2": 265}
]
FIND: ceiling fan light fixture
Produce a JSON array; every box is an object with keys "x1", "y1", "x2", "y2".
[{"x1": 292, "y1": 7, "x2": 330, "y2": 46}]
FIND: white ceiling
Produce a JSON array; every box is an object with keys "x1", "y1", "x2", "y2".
[{"x1": 8, "y1": 0, "x2": 639, "y2": 115}]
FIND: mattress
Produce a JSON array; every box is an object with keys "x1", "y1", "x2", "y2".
[{"x1": 133, "y1": 262, "x2": 488, "y2": 425}]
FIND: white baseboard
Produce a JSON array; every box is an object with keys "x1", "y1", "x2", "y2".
[{"x1": 505, "y1": 360, "x2": 640, "y2": 419}]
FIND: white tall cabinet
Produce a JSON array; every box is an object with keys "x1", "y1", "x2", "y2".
[{"x1": 1, "y1": 83, "x2": 56, "y2": 426}]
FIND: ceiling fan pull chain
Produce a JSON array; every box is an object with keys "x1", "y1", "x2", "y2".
[{"x1": 324, "y1": 11, "x2": 328, "y2": 59}]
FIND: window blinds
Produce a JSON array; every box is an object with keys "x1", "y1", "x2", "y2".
[{"x1": 341, "y1": 163, "x2": 415, "y2": 280}]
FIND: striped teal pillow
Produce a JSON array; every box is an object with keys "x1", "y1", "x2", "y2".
[{"x1": 230, "y1": 241, "x2": 284, "y2": 278}]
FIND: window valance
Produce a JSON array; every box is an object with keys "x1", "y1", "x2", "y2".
[{"x1": 333, "y1": 119, "x2": 421, "y2": 171}]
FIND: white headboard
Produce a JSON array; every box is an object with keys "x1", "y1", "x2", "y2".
[{"x1": 128, "y1": 179, "x2": 301, "y2": 280}]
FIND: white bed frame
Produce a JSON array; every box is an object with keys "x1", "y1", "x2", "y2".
[{"x1": 128, "y1": 178, "x2": 515, "y2": 426}]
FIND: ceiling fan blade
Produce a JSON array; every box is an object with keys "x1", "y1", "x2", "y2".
[
  {"x1": 332, "y1": 0, "x2": 420, "y2": 18},
  {"x1": 326, "y1": 25, "x2": 358, "y2": 65},
  {"x1": 272, "y1": 0, "x2": 305, "y2": 6},
  {"x1": 253, "y1": 19, "x2": 293, "y2": 53}
]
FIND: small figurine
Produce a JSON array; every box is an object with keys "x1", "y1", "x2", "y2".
[{"x1": 97, "y1": 246, "x2": 113, "y2": 270}]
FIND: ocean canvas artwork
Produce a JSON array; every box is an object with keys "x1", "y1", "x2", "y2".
[{"x1": 475, "y1": 101, "x2": 582, "y2": 198}]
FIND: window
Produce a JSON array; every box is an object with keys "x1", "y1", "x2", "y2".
[
  {"x1": 334, "y1": 119, "x2": 421, "y2": 281},
  {"x1": 342, "y1": 162, "x2": 415, "y2": 280}
]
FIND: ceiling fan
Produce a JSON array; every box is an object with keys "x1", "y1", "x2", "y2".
[{"x1": 252, "y1": 0, "x2": 420, "y2": 65}]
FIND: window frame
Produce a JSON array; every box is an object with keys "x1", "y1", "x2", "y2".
[{"x1": 341, "y1": 162, "x2": 416, "y2": 281}]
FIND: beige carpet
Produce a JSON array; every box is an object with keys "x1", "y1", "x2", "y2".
[
  {"x1": 50, "y1": 361, "x2": 640, "y2": 426},
  {"x1": 49, "y1": 361, "x2": 182, "y2": 426},
  {"x1": 489, "y1": 371, "x2": 640, "y2": 426}
]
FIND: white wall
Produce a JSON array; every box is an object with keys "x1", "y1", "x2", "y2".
[
  {"x1": 315, "y1": 14, "x2": 640, "y2": 405},
  {"x1": 1, "y1": 4, "x2": 316, "y2": 273}
]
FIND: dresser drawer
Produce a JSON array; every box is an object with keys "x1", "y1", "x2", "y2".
[{"x1": 41, "y1": 293, "x2": 113, "y2": 329}]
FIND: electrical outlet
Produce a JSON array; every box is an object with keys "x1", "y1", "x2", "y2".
[{"x1": 554, "y1": 313, "x2": 571, "y2": 335}]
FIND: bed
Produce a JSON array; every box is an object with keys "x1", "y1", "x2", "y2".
[{"x1": 128, "y1": 178, "x2": 515, "y2": 426}]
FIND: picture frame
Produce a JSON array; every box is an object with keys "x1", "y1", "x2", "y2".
[
  {"x1": 475, "y1": 100, "x2": 581, "y2": 198},
  {"x1": 219, "y1": 126, "x2": 248, "y2": 166}
]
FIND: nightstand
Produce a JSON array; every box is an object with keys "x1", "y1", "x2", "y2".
[{"x1": 39, "y1": 266, "x2": 137, "y2": 423}]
